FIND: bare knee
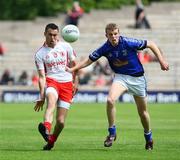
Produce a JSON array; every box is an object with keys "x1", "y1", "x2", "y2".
[
  {"x1": 139, "y1": 111, "x2": 149, "y2": 120},
  {"x1": 107, "y1": 97, "x2": 116, "y2": 107}
]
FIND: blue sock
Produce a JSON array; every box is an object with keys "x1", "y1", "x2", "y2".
[
  {"x1": 108, "y1": 125, "x2": 116, "y2": 136},
  {"x1": 144, "y1": 130, "x2": 152, "y2": 141}
]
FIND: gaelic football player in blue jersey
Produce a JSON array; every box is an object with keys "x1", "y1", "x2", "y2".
[{"x1": 67, "y1": 23, "x2": 169, "y2": 150}]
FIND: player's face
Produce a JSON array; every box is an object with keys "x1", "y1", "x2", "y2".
[
  {"x1": 44, "y1": 28, "x2": 59, "y2": 48},
  {"x1": 106, "y1": 28, "x2": 120, "y2": 46}
]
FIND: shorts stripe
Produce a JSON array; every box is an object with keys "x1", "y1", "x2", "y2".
[{"x1": 57, "y1": 100, "x2": 71, "y2": 110}]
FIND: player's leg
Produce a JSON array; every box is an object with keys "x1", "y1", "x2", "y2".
[
  {"x1": 38, "y1": 87, "x2": 58, "y2": 142},
  {"x1": 133, "y1": 95, "x2": 153, "y2": 150},
  {"x1": 43, "y1": 107, "x2": 68, "y2": 150},
  {"x1": 53, "y1": 107, "x2": 68, "y2": 137},
  {"x1": 104, "y1": 81, "x2": 127, "y2": 147},
  {"x1": 127, "y1": 74, "x2": 153, "y2": 150},
  {"x1": 43, "y1": 81, "x2": 72, "y2": 150},
  {"x1": 107, "y1": 82, "x2": 127, "y2": 127}
]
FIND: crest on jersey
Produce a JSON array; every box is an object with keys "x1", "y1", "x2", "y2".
[
  {"x1": 122, "y1": 50, "x2": 128, "y2": 56},
  {"x1": 45, "y1": 55, "x2": 50, "y2": 59},
  {"x1": 107, "y1": 52, "x2": 112, "y2": 57},
  {"x1": 59, "y1": 51, "x2": 65, "y2": 57},
  {"x1": 53, "y1": 52, "x2": 58, "y2": 58}
]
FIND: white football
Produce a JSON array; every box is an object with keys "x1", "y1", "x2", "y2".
[{"x1": 61, "y1": 25, "x2": 80, "y2": 43}]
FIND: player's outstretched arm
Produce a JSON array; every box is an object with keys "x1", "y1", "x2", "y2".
[
  {"x1": 66, "y1": 57, "x2": 93, "y2": 73},
  {"x1": 146, "y1": 40, "x2": 169, "y2": 71}
]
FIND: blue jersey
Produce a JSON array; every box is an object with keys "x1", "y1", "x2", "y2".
[{"x1": 89, "y1": 36, "x2": 147, "y2": 76}]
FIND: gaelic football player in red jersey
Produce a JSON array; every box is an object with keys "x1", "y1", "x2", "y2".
[{"x1": 34, "y1": 23, "x2": 79, "y2": 150}]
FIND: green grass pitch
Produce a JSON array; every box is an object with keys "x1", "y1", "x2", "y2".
[{"x1": 0, "y1": 102, "x2": 180, "y2": 160}]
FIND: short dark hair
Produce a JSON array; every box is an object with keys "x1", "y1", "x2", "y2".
[
  {"x1": 45, "y1": 23, "x2": 59, "y2": 32},
  {"x1": 105, "y1": 23, "x2": 119, "y2": 33}
]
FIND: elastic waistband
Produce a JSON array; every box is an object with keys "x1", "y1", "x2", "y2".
[{"x1": 130, "y1": 72, "x2": 144, "y2": 77}]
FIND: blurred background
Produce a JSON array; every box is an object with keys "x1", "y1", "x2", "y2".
[{"x1": 0, "y1": 0, "x2": 180, "y2": 103}]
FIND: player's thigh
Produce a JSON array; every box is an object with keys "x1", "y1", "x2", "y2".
[
  {"x1": 108, "y1": 81, "x2": 127, "y2": 101},
  {"x1": 46, "y1": 87, "x2": 58, "y2": 109}
]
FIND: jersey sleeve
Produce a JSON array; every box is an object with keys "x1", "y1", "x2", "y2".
[
  {"x1": 34, "y1": 51, "x2": 44, "y2": 70},
  {"x1": 124, "y1": 37, "x2": 147, "y2": 50},
  {"x1": 89, "y1": 43, "x2": 106, "y2": 62}
]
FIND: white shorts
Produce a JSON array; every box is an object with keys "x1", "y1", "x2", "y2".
[
  {"x1": 113, "y1": 73, "x2": 147, "y2": 97},
  {"x1": 46, "y1": 87, "x2": 71, "y2": 110}
]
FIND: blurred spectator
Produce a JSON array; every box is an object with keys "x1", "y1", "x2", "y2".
[
  {"x1": 135, "y1": 0, "x2": 151, "y2": 29},
  {"x1": 94, "y1": 74, "x2": 106, "y2": 87},
  {"x1": 18, "y1": 70, "x2": 29, "y2": 85},
  {"x1": 78, "y1": 56, "x2": 93, "y2": 85},
  {"x1": 94, "y1": 60, "x2": 112, "y2": 76},
  {"x1": 0, "y1": 43, "x2": 5, "y2": 58},
  {"x1": 66, "y1": 1, "x2": 84, "y2": 26},
  {"x1": 93, "y1": 61, "x2": 105, "y2": 75},
  {"x1": 103, "y1": 61, "x2": 112, "y2": 75},
  {"x1": 78, "y1": 64, "x2": 93, "y2": 85},
  {"x1": 0, "y1": 69, "x2": 14, "y2": 85},
  {"x1": 138, "y1": 50, "x2": 158, "y2": 64},
  {"x1": 31, "y1": 71, "x2": 39, "y2": 87},
  {"x1": 79, "y1": 69, "x2": 91, "y2": 85}
]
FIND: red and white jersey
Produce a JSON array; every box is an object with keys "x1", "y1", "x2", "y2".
[{"x1": 35, "y1": 41, "x2": 76, "y2": 82}]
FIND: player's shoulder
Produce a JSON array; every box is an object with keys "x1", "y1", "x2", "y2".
[
  {"x1": 35, "y1": 45, "x2": 46, "y2": 56},
  {"x1": 121, "y1": 36, "x2": 144, "y2": 44},
  {"x1": 98, "y1": 41, "x2": 110, "y2": 51},
  {"x1": 121, "y1": 36, "x2": 136, "y2": 42}
]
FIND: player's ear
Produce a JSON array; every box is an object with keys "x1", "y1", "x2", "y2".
[{"x1": 105, "y1": 33, "x2": 108, "y2": 38}]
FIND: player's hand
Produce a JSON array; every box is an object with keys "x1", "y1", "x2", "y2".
[
  {"x1": 73, "y1": 83, "x2": 78, "y2": 96},
  {"x1": 160, "y1": 61, "x2": 169, "y2": 71},
  {"x1": 66, "y1": 66, "x2": 73, "y2": 73},
  {"x1": 73, "y1": 87, "x2": 78, "y2": 96},
  {"x1": 34, "y1": 99, "x2": 45, "y2": 112}
]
